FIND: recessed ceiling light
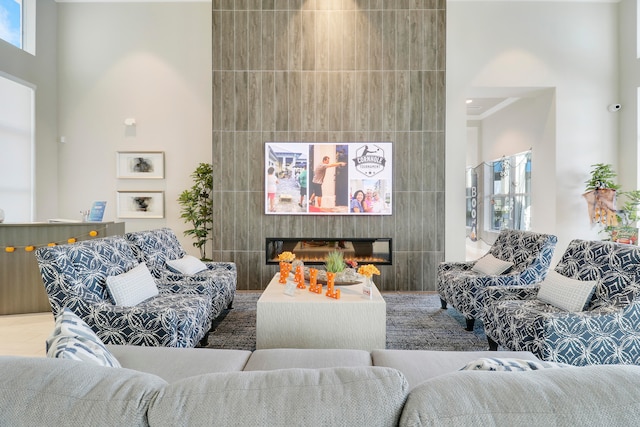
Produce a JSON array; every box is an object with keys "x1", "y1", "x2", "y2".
[{"x1": 466, "y1": 99, "x2": 473, "y2": 104}]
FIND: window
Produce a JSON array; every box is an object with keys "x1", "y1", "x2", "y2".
[
  {"x1": 487, "y1": 151, "x2": 531, "y2": 231},
  {"x1": 465, "y1": 168, "x2": 478, "y2": 240},
  {"x1": 0, "y1": 0, "x2": 34, "y2": 55},
  {"x1": 0, "y1": 74, "x2": 34, "y2": 222},
  {"x1": 0, "y1": 0, "x2": 22, "y2": 49}
]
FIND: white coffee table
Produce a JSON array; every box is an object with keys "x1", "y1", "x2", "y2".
[{"x1": 256, "y1": 274, "x2": 386, "y2": 351}]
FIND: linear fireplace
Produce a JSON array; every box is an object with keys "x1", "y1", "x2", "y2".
[{"x1": 265, "y1": 238, "x2": 392, "y2": 265}]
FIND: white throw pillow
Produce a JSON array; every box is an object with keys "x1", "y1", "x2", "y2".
[
  {"x1": 46, "y1": 308, "x2": 121, "y2": 368},
  {"x1": 459, "y1": 357, "x2": 570, "y2": 371},
  {"x1": 537, "y1": 270, "x2": 597, "y2": 312},
  {"x1": 471, "y1": 254, "x2": 514, "y2": 275},
  {"x1": 106, "y1": 263, "x2": 159, "y2": 306},
  {"x1": 166, "y1": 255, "x2": 208, "y2": 275}
]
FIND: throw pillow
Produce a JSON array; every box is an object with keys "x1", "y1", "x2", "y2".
[
  {"x1": 537, "y1": 270, "x2": 597, "y2": 312},
  {"x1": 46, "y1": 308, "x2": 121, "y2": 368},
  {"x1": 471, "y1": 253, "x2": 514, "y2": 275},
  {"x1": 459, "y1": 357, "x2": 570, "y2": 371},
  {"x1": 106, "y1": 263, "x2": 159, "y2": 306},
  {"x1": 166, "y1": 255, "x2": 208, "y2": 275}
]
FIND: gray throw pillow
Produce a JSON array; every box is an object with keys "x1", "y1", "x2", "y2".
[
  {"x1": 471, "y1": 254, "x2": 514, "y2": 275},
  {"x1": 537, "y1": 270, "x2": 597, "y2": 312}
]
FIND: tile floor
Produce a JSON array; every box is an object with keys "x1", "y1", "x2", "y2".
[{"x1": 0, "y1": 311, "x2": 54, "y2": 357}]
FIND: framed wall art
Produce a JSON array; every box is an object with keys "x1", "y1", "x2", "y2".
[
  {"x1": 265, "y1": 142, "x2": 392, "y2": 216},
  {"x1": 116, "y1": 151, "x2": 165, "y2": 179},
  {"x1": 116, "y1": 191, "x2": 165, "y2": 219}
]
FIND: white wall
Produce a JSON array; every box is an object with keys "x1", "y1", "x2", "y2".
[
  {"x1": 618, "y1": 0, "x2": 640, "y2": 191},
  {"x1": 447, "y1": 1, "x2": 620, "y2": 261},
  {"x1": 56, "y1": 2, "x2": 212, "y2": 255}
]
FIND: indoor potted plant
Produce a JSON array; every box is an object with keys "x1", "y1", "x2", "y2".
[
  {"x1": 583, "y1": 163, "x2": 639, "y2": 243},
  {"x1": 178, "y1": 163, "x2": 214, "y2": 260}
]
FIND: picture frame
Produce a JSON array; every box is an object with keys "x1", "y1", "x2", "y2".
[
  {"x1": 116, "y1": 151, "x2": 165, "y2": 179},
  {"x1": 116, "y1": 191, "x2": 165, "y2": 218}
]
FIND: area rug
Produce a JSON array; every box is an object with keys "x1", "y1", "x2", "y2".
[{"x1": 205, "y1": 292, "x2": 488, "y2": 351}]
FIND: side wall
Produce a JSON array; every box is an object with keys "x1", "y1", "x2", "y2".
[
  {"x1": 212, "y1": 2, "x2": 447, "y2": 291},
  {"x1": 56, "y1": 3, "x2": 212, "y2": 254},
  {"x1": 447, "y1": 1, "x2": 619, "y2": 261}
]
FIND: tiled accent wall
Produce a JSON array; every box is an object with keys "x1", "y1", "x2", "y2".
[{"x1": 212, "y1": 0, "x2": 445, "y2": 291}]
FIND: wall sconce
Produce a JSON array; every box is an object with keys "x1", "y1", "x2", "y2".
[{"x1": 124, "y1": 118, "x2": 136, "y2": 126}]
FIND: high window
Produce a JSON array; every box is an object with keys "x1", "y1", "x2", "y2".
[
  {"x1": 0, "y1": 0, "x2": 22, "y2": 49},
  {"x1": 0, "y1": 0, "x2": 34, "y2": 55}
]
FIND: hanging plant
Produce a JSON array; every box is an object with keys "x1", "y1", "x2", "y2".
[
  {"x1": 583, "y1": 163, "x2": 640, "y2": 243},
  {"x1": 584, "y1": 163, "x2": 620, "y2": 192},
  {"x1": 178, "y1": 163, "x2": 213, "y2": 260}
]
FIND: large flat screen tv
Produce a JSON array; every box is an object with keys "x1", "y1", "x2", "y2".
[{"x1": 265, "y1": 142, "x2": 392, "y2": 216}]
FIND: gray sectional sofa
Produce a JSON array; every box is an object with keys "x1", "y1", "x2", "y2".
[{"x1": 3, "y1": 346, "x2": 640, "y2": 426}]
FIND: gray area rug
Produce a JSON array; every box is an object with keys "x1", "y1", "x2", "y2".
[{"x1": 206, "y1": 292, "x2": 488, "y2": 351}]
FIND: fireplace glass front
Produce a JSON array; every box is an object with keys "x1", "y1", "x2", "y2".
[{"x1": 265, "y1": 238, "x2": 392, "y2": 265}]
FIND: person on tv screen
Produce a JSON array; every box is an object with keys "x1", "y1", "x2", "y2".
[
  {"x1": 350, "y1": 190, "x2": 365, "y2": 213},
  {"x1": 309, "y1": 156, "x2": 345, "y2": 208}
]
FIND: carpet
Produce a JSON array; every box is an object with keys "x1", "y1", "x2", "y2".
[{"x1": 205, "y1": 292, "x2": 488, "y2": 351}]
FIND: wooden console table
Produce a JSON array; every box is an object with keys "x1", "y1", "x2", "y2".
[{"x1": 0, "y1": 222, "x2": 125, "y2": 315}]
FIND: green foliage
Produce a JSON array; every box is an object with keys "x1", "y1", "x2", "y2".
[
  {"x1": 585, "y1": 163, "x2": 620, "y2": 191},
  {"x1": 177, "y1": 163, "x2": 213, "y2": 261},
  {"x1": 621, "y1": 190, "x2": 640, "y2": 223},
  {"x1": 585, "y1": 164, "x2": 640, "y2": 239},
  {"x1": 325, "y1": 251, "x2": 345, "y2": 273}
]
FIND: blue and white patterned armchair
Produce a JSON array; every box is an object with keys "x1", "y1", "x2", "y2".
[
  {"x1": 124, "y1": 228, "x2": 236, "y2": 319},
  {"x1": 483, "y1": 239, "x2": 640, "y2": 365},
  {"x1": 437, "y1": 229, "x2": 557, "y2": 330},
  {"x1": 36, "y1": 236, "x2": 213, "y2": 348}
]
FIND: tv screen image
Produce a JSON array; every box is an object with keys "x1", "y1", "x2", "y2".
[{"x1": 265, "y1": 142, "x2": 392, "y2": 216}]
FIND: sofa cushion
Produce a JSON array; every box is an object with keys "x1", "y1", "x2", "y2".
[
  {"x1": 371, "y1": 349, "x2": 539, "y2": 390},
  {"x1": 148, "y1": 367, "x2": 408, "y2": 426},
  {"x1": 64, "y1": 235, "x2": 139, "y2": 300},
  {"x1": 0, "y1": 356, "x2": 166, "y2": 427},
  {"x1": 106, "y1": 345, "x2": 252, "y2": 382},
  {"x1": 244, "y1": 348, "x2": 372, "y2": 371},
  {"x1": 537, "y1": 270, "x2": 597, "y2": 311},
  {"x1": 166, "y1": 255, "x2": 208, "y2": 275},
  {"x1": 471, "y1": 253, "x2": 513, "y2": 275},
  {"x1": 46, "y1": 308, "x2": 121, "y2": 368},
  {"x1": 459, "y1": 357, "x2": 570, "y2": 371},
  {"x1": 399, "y1": 365, "x2": 640, "y2": 426},
  {"x1": 106, "y1": 263, "x2": 159, "y2": 306}
]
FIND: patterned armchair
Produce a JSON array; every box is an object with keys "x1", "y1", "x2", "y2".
[
  {"x1": 124, "y1": 228, "x2": 236, "y2": 319},
  {"x1": 437, "y1": 229, "x2": 557, "y2": 330},
  {"x1": 483, "y1": 239, "x2": 640, "y2": 365},
  {"x1": 36, "y1": 236, "x2": 213, "y2": 348}
]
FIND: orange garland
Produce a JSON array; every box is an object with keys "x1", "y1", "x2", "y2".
[{"x1": 2, "y1": 229, "x2": 102, "y2": 253}]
